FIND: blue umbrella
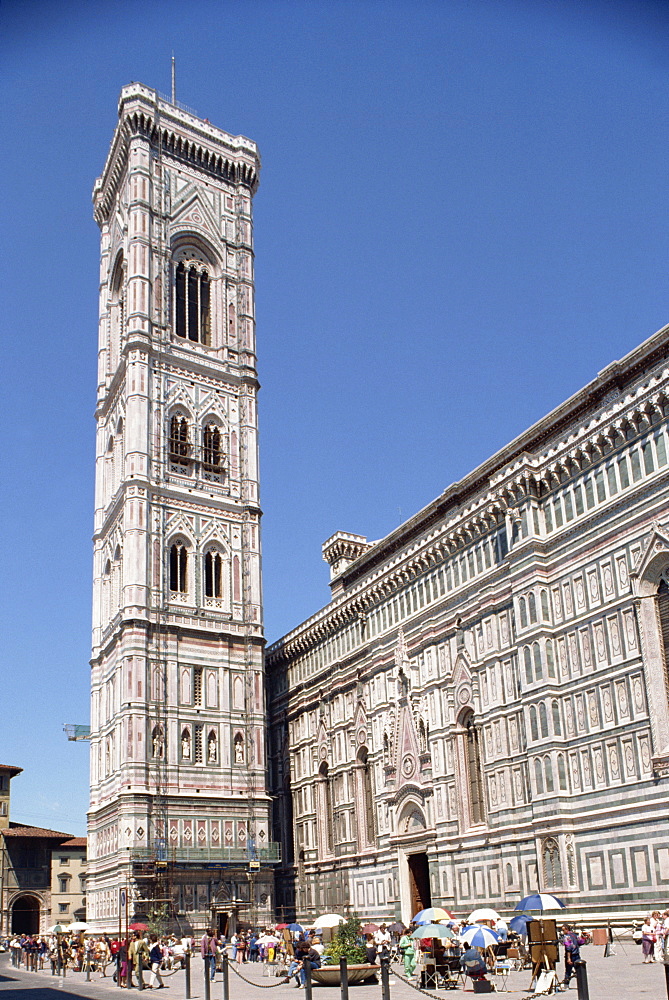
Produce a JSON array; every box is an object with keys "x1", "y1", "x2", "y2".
[
  {"x1": 288, "y1": 923, "x2": 304, "y2": 933},
  {"x1": 462, "y1": 925, "x2": 499, "y2": 949},
  {"x1": 509, "y1": 914, "x2": 533, "y2": 935},
  {"x1": 515, "y1": 893, "x2": 565, "y2": 912}
]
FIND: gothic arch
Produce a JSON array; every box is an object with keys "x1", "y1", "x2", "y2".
[
  {"x1": 397, "y1": 800, "x2": 427, "y2": 835},
  {"x1": 171, "y1": 232, "x2": 220, "y2": 272}
]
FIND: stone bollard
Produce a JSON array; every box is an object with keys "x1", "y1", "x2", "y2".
[
  {"x1": 303, "y1": 957, "x2": 313, "y2": 1000},
  {"x1": 339, "y1": 956, "x2": 349, "y2": 1000},
  {"x1": 380, "y1": 954, "x2": 390, "y2": 1000},
  {"x1": 574, "y1": 959, "x2": 590, "y2": 1000},
  {"x1": 222, "y1": 952, "x2": 229, "y2": 1000},
  {"x1": 185, "y1": 950, "x2": 191, "y2": 1000}
]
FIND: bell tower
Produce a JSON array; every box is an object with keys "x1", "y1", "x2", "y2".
[{"x1": 87, "y1": 83, "x2": 276, "y2": 931}]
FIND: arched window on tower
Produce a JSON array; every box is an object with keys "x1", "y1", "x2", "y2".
[
  {"x1": 169, "y1": 542, "x2": 188, "y2": 594},
  {"x1": 463, "y1": 711, "x2": 485, "y2": 825},
  {"x1": 169, "y1": 415, "x2": 191, "y2": 472},
  {"x1": 203, "y1": 423, "x2": 223, "y2": 478},
  {"x1": 175, "y1": 261, "x2": 210, "y2": 344},
  {"x1": 204, "y1": 549, "x2": 223, "y2": 599},
  {"x1": 109, "y1": 253, "x2": 124, "y2": 372}
]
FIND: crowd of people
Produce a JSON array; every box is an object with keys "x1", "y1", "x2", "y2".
[
  {"x1": 0, "y1": 914, "x2": 602, "y2": 992},
  {"x1": 639, "y1": 910, "x2": 669, "y2": 963}
]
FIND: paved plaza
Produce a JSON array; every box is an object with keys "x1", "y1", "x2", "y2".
[{"x1": 0, "y1": 945, "x2": 666, "y2": 1000}]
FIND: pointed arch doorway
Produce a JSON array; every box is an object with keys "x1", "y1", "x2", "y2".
[
  {"x1": 407, "y1": 853, "x2": 431, "y2": 916},
  {"x1": 395, "y1": 800, "x2": 433, "y2": 923}
]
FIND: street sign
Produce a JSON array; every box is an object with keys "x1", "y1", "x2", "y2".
[{"x1": 249, "y1": 860, "x2": 260, "y2": 870}]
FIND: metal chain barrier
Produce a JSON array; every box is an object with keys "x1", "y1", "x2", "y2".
[
  {"x1": 227, "y1": 961, "x2": 290, "y2": 988},
  {"x1": 390, "y1": 961, "x2": 459, "y2": 996}
]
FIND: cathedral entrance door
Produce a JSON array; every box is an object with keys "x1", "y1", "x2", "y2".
[{"x1": 407, "y1": 853, "x2": 431, "y2": 915}]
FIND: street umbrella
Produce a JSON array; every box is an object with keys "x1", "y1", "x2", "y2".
[
  {"x1": 410, "y1": 924, "x2": 455, "y2": 940},
  {"x1": 129, "y1": 922, "x2": 150, "y2": 931},
  {"x1": 66, "y1": 922, "x2": 89, "y2": 932},
  {"x1": 361, "y1": 923, "x2": 379, "y2": 934},
  {"x1": 509, "y1": 914, "x2": 533, "y2": 935},
  {"x1": 388, "y1": 922, "x2": 405, "y2": 934},
  {"x1": 413, "y1": 907, "x2": 453, "y2": 924},
  {"x1": 257, "y1": 935, "x2": 278, "y2": 945},
  {"x1": 287, "y1": 923, "x2": 304, "y2": 933},
  {"x1": 468, "y1": 908, "x2": 501, "y2": 924},
  {"x1": 47, "y1": 924, "x2": 65, "y2": 934},
  {"x1": 515, "y1": 893, "x2": 565, "y2": 912},
  {"x1": 314, "y1": 913, "x2": 345, "y2": 928},
  {"x1": 461, "y1": 925, "x2": 500, "y2": 949}
]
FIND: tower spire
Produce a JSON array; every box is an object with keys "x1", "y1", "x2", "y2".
[{"x1": 171, "y1": 54, "x2": 176, "y2": 105}]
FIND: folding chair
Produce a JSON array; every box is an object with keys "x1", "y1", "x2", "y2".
[{"x1": 493, "y1": 960, "x2": 511, "y2": 992}]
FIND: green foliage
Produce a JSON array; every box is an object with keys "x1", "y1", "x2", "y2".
[
  {"x1": 147, "y1": 903, "x2": 168, "y2": 935},
  {"x1": 323, "y1": 915, "x2": 367, "y2": 965}
]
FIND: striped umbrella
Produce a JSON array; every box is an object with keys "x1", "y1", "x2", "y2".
[
  {"x1": 412, "y1": 907, "x2": 453, "y2": 924},
  {"x1": 461, "y1": 925, "x2": 500, "y2": 949},
  {"x1": 515, "y1": 893, "x2": 565, "y2": 911}
]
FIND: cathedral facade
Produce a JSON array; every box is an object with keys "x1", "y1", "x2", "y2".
[
  {"x1": 87, "y1": 84, "x2": 276, "y2": 932},
  {"x1": 267, "y1": 326, "x2": 669, "y2": 925}
]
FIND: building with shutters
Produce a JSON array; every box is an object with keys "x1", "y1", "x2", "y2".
[{"x1": 266, "y1": 324, "x2": 669, "y2": 925}]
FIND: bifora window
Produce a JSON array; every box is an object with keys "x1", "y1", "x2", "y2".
[
  {"x1": 175, "y1": 262, "x2": 210, "y2": 344},
  {"x1": 169, "y1": 415, "x2": 190, "y2": 466},
  {"x1": 169, "y1": 543, "x2": 188, "y2": 593},
  {"x1": 205, "y1": 551, "x2": 223, "y2": 598},
  {"x1": 203, "y1": 424, "x2": 222, "y2": 472}
]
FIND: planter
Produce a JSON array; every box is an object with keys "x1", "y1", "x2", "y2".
[{"x1": 311, "y1": 964, "x2": 379, "y2": 985}]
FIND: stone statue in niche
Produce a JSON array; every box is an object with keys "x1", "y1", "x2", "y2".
[
  {"x1": 208, "y1": 733, "x2": 217, "y2": 763},
  {"x1": 182, "y1": 730, "x2": 191, "y2": 759},
  {"x1": 153, "y1": 728, "x2": 164, "y2": 759},
  {"x1": 234, "y1": 736, "x2": 245, "y2": 764}
]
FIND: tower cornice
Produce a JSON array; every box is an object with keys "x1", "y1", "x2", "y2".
[{"x1": 94, "y1": 83, "x2": 261, "y2": 226}]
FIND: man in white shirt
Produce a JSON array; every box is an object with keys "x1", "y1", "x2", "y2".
[{"x1": 374, "y1": 924, "x2": 391, "y2": 957}]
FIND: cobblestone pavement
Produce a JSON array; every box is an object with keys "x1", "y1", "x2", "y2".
[{"x1": 1, "y1": 946, "x2": 666, "y2": 999}]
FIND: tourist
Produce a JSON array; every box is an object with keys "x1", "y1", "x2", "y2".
[
  {"x1": 201, "y1": 928, "x2": 217, "y2": 981},
  {"x1": 398, "y1": 928, "x2": 416, "y2": 977},
  {"x1": 561, "y1": 925, "x2": 583, "y2": 987},
  {"x1": 148, "y1": 933, "x2": 166, "y2": 989},
  {"x1": 641, "y1": 916, "x2": 655, "y2": 964}
]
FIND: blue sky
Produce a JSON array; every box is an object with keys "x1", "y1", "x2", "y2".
[{"x1": 2, "y1": 0, "x2": 669, "y2": 836}]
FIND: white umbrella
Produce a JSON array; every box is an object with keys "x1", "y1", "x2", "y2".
[
  {"x1": 467, "y1": 908, "x2": 501, "y2": 924},
  {"x1": 314, "y1": 913, "x2": 344, "y2": 928},
  {"x1": 47, "y1": 924, "x2": 65, "y2": 934},
  {"x1": 257, "y1": 934, "x2": 278, "y2": 945},
  {"x1": 66, "y1": 921, "x2": 89, "y2": 932}
]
